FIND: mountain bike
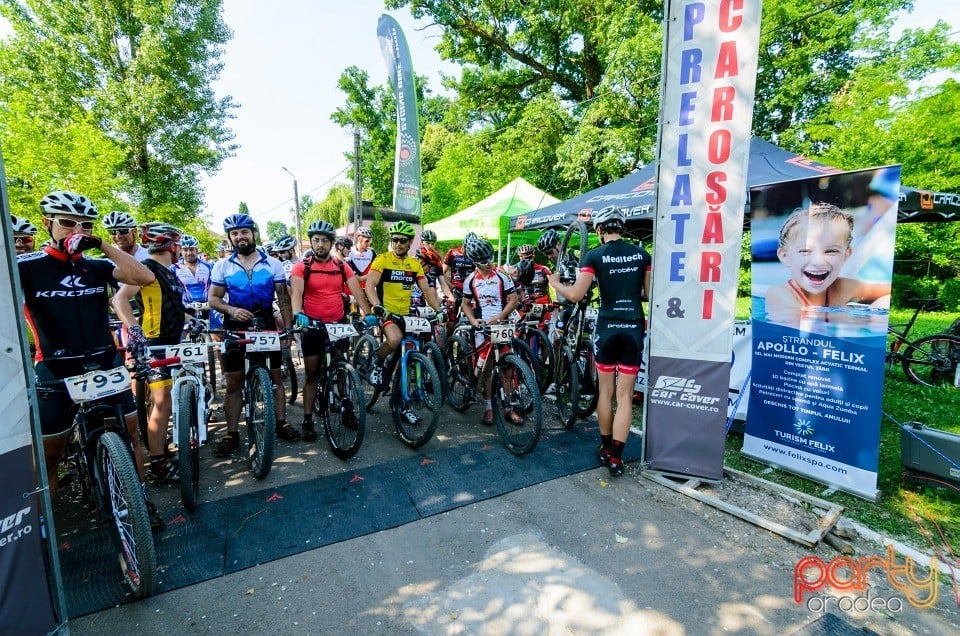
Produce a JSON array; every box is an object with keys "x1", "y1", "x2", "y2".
[
  {"x1": 222, "y1": 323, "x2": 282, "y2": 478},
  {"x1": 294, "y1": 319, "x2": 366, "y2": 459},
  {"x1": 444, "y1": 322, "x2": 543, "y2": 454},
  {"x1": 142, "y1": 341, "x2": 217, "y2": 510},
  {"x1": 37, "y1": 348, "x2": 157, "y2": 598},
  {"x1": 886, "y1": 299, "x2": 960, "y2": 387},
  {"x1": 353, "y1": 312, "x2": 443, "y2": 448}
]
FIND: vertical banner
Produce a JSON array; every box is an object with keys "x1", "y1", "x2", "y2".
[
  {"x1": 644, "y1": 0, "x2": 762, "y2": 479},
  {"x1": 377, "y1": 14, "x2": 422, "y2": 220},
  {"x1": 742, "y1": 167, "x2": 900, "y2": 500},
  {"x1": 0, "y1": 147, "x2": 61, "y2": 633}
]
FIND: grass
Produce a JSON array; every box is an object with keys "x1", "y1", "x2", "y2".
[{"x1": 657, "y1": 300, "x2": 960, "y2": 556}]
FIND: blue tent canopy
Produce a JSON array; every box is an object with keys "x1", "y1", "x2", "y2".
[{"x1": 509, "y1": 138, "x2": 959, "y2": 235}]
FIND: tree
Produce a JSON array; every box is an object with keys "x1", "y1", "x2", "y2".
[
  {"x1": 265, "y1": 221, "x2": 290, "y2": 242},
  {"x1": 0, "y1": 0, "x2": 237, "y2": 226},
  {"x1": 370, "y1": 212, "x2": 389, "y2": 255},
  {"x1": 302, "y1": 183, "x2": 354, "y2": 229},
  {"x1": 238, "y1": 202, "x2": 250, "y2": 215}
]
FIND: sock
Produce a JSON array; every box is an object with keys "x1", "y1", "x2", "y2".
[
  {"x1": 276, "y1": 419, "x2": 287, "y2": 428},
  {"x1": 600, "y1": 434, "x2": 613, "y2": 451},
  {"x1": 302, "y1": 417, "x2": 313, "y2": 426},
  {"x1": 612, "y1": 439, "x2": 625, "y2": 460}
]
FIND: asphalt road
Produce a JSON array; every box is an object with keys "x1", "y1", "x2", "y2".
[{"x1": 55, "y1": 362, "x2": 960, "y2": 635}]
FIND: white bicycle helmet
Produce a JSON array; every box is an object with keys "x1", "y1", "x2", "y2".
[
  {"x1": 39, "y1": 191, "x2": 98, "y2": 219},
  {"x1": 273, "y1": 235, "x2": 298, "y2": 251},
  {"x1": 11, "y1": 216, "x2": 39, "y2": 235},
  {"x1": 592, "y1": 205, "x2": 626, "y2": 230},
  {"x1": 102, "y1": 210, "x2": 137, "y2": 230},
  {"x1": 356, "y1": 226, "x2": 373, "y2": 239}
]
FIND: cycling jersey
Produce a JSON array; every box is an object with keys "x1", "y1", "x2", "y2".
[
  {"x1": 515, "y1": 260, "x2": 552, "y2": 302},
  {"x1": 411, "y1": 260, "x2": 442, "y2": 308},
  {"x1": 18, "y1": 247, "x2": 118, "y2": 361},
  {"x1": 580, "y1": 239, "x2": 651, "y2": 324},
  {"x1": 174, "y1": 259, "x2": 212, "y2": 303},
  {"x1": 463, "y1": 269, "x2": 515, "y2": 322},
  {"x1": 211, "y1": 248, "x2": 285, "y2": 328},
  {"x1": 138, "y1": 258, "x2": 187, "y2": 342},
  {"x1": 345, "y1": 247, "x2": 376, "y2": 286},
  {"x1": 369, "y1": 251, "x2": 425, "y2": 316},
  {"x1": 290, "y1": 256, "x2": 353, "y2": 323},
  {"x1": 281, "y1": 258, "x2": 299, "y2": 283},
  {"x1": 443, "y1": 246, "x2": 474, "y2": 292}
]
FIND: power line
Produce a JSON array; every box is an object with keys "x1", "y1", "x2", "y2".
[{"x1": 248, "y1": 166, "x2": 349, "y2": 220}]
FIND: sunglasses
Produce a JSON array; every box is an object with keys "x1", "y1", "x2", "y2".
[
  {"x1": 52, "y1": 218, "x2": 96, "y2": 231},
  {"x1": 391, "y1": 236, "x2": 410, "y2": 244},
  {"x1": 110, "y1": 228, "x2": 133, "y2": 236},
  {"x1": 14, "y1": 236, "x2": 35, "y2": 243},
  {"x1": 475, "y1": 259, "x2": 492, "y2": 266}
]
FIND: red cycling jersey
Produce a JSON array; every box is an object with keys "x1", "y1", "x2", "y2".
[{"x1": 290, "y1": 257, "x2": 355, "y2": 323}]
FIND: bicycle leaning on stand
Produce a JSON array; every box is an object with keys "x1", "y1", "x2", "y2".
[{"x1": 885, "y1": 298, "x2": 960, "y2": 388}]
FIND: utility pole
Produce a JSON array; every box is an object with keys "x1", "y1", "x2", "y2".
[
  {"x1": 353, "y1": 131, "x2": 362, "y2": 234},
  {"x1": 281, "y1": 167, "x2": 302, "y2": 255}
]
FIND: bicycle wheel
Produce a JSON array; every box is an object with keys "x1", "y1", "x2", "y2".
[
  {"x1": 177, "y1": 382, "x2": 201, "y2": 511},
  {"x1": 247, "y1": 366, "x2": 276, "y2": 479},
  {"x1": 421, "y1": 340, "x2": 450, "y2": 406},
  {"x1": 321, "y1": 361, "x2": 366, "y2": 460},
  {"x1": 282, "y1": 348, "x2": 298, "y2": 405},
  {"x1": 553, "y1": 345, "x2": 580, "y2": 429},
  {"x1": 901, "y1": 335, "x2": 960, "y2": 387},
  {"x1": 492, "y1": 354, "x2": 543, "y2": 455},
  {"x1": 575, "y1": 340, "x2": 599, "y2": 418},
  {"x1": 558, "y1": 220, "x2": 589, "y2": 268},
  {"x1": 391, "y1": 351, "x2": 441, "y2": 448},
  {"x1": 510, "y1": 337, "x2": 544, "y2": 393},
  {"x1": 444, "y1": 335, "x2": 475, "y2": 413},
  {"x1": 95, "y1": 431, "x2": 156, "y2": 598},
  {"x1": 524, "y1": 327, "x2": 555, "y2": 392},
  {"x1": 352, "y1": 332, "x2": 383, "y2": 411}
]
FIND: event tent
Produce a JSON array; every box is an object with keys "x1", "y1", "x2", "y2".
[
  {"x1": 508, "y1": 138, "x2": 960, "y2": 233},
  {"x1": 425, "y1": 177, "x2": 559, "y2": 250}
]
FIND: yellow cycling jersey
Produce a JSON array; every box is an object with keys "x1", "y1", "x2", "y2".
[{"x1": 369, "y1": 251, "x2": 425, "y2": 316}]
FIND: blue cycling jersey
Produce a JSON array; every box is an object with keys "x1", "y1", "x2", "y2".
[
  {"x1": 211, "y1": 249, "x2": 285, "y2": 324},
  {"x1": 174, "y1": 260, "x2": 213, "y2": 303}
]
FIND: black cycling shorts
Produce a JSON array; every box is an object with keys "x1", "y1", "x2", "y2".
[
  {"x1": 221, "y1": 340, "x2": 282, "y2": 374},
  {"x1": 592, "y1": 321, "x2": 645, "y2": 374},
  {"x1": 299, "y1": 327, "x2": 331, "y2": 359},
  {"x1": 36, "y1": 351, "x2": 136, "y2": 437}
]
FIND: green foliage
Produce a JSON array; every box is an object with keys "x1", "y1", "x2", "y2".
[
  {"x1": 0, "y1": 0, "x2": 237, "y2": 226},
  {"x1": 237, "y1": 202, "x2": 250, "y2": 215},
  {"x1": 265, "y1": 221, "x2": 289, "y2": 242},
  {"x1": 302, "y1": 183, "x2": 354, "y2": 229},
  {"x1": 938, "y1": 278, "x2": 960, "y2": 312},
  {"x1": 370, "y1": 212, "x2": 388, "y2": 254}
]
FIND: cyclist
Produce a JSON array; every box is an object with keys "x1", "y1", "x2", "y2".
[
  {"x1": 412, "y1": 243, "x2": 452, "y2": 310},
  {"x1": 216, "y1": 239, "x2": 230, "y2": 261},
  {"x1": 538, "y1": 227, "x2": 581, "y2": 352},
  {"x1": 12, "y1": 215, "x2": 39, "y2": 255},
  {"x1": 102, "y1": 211, "x2": 149, "y2": 260},
  {"x1": 208, "y1": 213, "x2": 300, "y2": 456},
  {"x1": 333, "y1": 236, "x2": 352, "y2": 262},
  {"x1": 459, "y1": 236, "x2": 522, "y2": 426},
  {"x1": 289, "y1": 221, "x2": 371, "y2": 441},
  {"x1": 273, "y1": 235, "x2": 299, "y2": 282},
  {"x1": 18, "y1": 191, "x2": 155, "y2": 506},
  {"x1": 111, "y1": 223, "x2": 187, "y2": 482},
  {"x1": 512, "y1": 243, "x2": 552, "y2": 305},
  {"x1": 345, "y1": 226, "x2": 377, "y2": 288},
  {"x1": 364, "y1": 221, "x2": 443, "y2": 423},
  {"x1": 174, "y1": 235, "x2": 213, "y2": 305},
  {"x1": 548, "y1": 206, "x2": 651, "y2": 477}
]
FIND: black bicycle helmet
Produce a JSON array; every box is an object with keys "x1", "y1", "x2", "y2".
[
  {"x1": 334, "y1": 236, "x2": 353, "y2": 249},
  {"x1": 464, "y1": 236, "x2": 494, "y2": 262},
  {"x1": 537, "y1": 228, "x2": 560, "y2": 253},
  {"x1": 273, "y1": 235, "x2": 298, "y2": 251},
  {"x1": 420, "y1": 229, "x2": 437, "y2": 242}
]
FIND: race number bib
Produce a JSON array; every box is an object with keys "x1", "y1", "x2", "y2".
[
  {"x1": 65, "y1": 366, "x2": 128, "y2": 403},
  {"x1": 405, "y1": 316, "x2": 432, "y2": 334},
  {"x1": 244, "y1": 332, "x2": 281, "y2": 352},
  {"x1": 325, "y1": 323, "x2": 358, "y2": 342},
  {"x1": 508, "y1": 309, "x2": 522, "y2": 323},
  {"x1": 529, "y1": 304, "x2": 547, "y2": 319},
  {"x1": 165, "y1": 343, "x2": 207, "y2": 363},
  {"x1": 489, "y1": 323, "x2": 515, "y2": 344},
  {"x1": 585, "y1": 306, "x2": 599, "y2": 321}
]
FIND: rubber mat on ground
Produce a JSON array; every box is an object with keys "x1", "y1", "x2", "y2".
[
  {"x1": 59, "y1": 422, "x2": 635, "y2": 617},
  {"x1": 789, "y1": 613, "x2": 878, "y2": 635}
]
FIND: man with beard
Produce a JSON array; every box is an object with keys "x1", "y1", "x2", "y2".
[
  {"x1": 289, "y1": 221, "x2": 370, "y2": 441},
  {"x1": 11, "y1": 215, "x2": 39, "y2": 255},
  {"x1": 208, "y1": 213, "x2": 299, "y2": 456}
]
